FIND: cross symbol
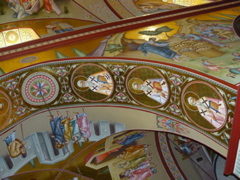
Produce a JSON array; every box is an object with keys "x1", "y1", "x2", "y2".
[
  {"x1": 90, "y1": 76, "x2": 98, "y2": 83},
  {"x1": 201, "y1": 98, "x2": 209, "y2": 108},
  {"x1": 200, "y1": 109, "x2": 207, "y2": 116},
  {"x1": 146, "y1": 81, "x2": 153, "y2": 88},
  {"x1": 146, "y1": 90, "x2": 152, "y2": 96},
  {"x1": 91, "y1": 86, "x2": 98, "y2": 91}
]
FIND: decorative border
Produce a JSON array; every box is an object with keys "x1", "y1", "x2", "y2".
[
  {"x1": 1, "y1": 58, "x2": 237, "y2": 92},
  {"x1": 1, "y1": 1, "x2": 239, "y2": 61}
]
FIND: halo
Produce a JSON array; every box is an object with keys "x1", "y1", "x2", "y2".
[
  {"x1": 0, "y1": 97, "x2": 9, "y2": 116},
  {"x1": 5, "y1": 30, "x2": 19, "y2": 44},
  {"x1": 183, "y1": 92, "x2": 200, "y2": 111},
  {"x1": 128, "y1": 78, "x2": 144, "y2": 94},
  {"x1": 72, "y1": 76, "x2": 89, "y2": 92}
]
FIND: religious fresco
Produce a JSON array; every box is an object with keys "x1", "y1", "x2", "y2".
[
  {"x1": 127, "y1": 66, "x2": 169, "y2": 107},
  {"x1": 71, "y1": 63, "x2": 114, "y2": 102},
  {"x1": 0, "y1": 129, "x2": 172, "y2": 179},
  {"x1": 1, "y1": 6, "x2": 240, "y2": 86},
  {"x1": 0, "y1": 107, "x2": 127, "y2": 179},
  {"x1": 173, "y1": 136, "x2": 201, "y2": 160},
  {"x1": 0, "y1": 58, "x2": 236, "y2": 149},
  {"x1": 0, "y1": 0, "x2": 102, "y2": 24},
  {"x1": 0, "y1": 2, "x2": 240, "y2": 179},
  {"x1": 134, "y1": 1, "x2": 186, "y2": 14},
  {"x1": 3, "y1": 130, "x2": 27, "y2": 159},
  {"x1": 105, "y1": 7, "x2": 240, "y2": 85},
  {"x1": 0, "y1": 90, "x2": 12, "y2": 131},
  {"x1": 0, "y1": 19, "x2": 98, "y2": 36},
  {"x1": 0, "y1": 0, "x2": 226, "y2": 48},
  {"x1": 87, "y1": 131, "x2": 159, "y2": 180},
  {"x1": 181, "y1": 81, "x2": 227, "y2": 131},
  {"x1": 0, "y1": 18, "x2": 99, "y2": 48},
  {"x1": 49, "y1": 131, "x2": 217, "y2": 180},
  {"x1": 166, "y1": 133, "x2": 217, "y2": 179},
  {"x1": 156, "y1": 116, "x2": 189, "y2": 134},
  {"x1": 133, "y1": 0, "x2": 223, "y2": 15},
  {"x1": 153, "y1": 0, "x2": 221, "y2": 6},
  {"x1": 0, "y1": 28, "x2": 40, "y2": 48}
]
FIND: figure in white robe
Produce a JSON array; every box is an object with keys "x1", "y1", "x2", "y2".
[
  {"x1": 188, "y1": 96, "x2": 226, "y2": 129},
  {"x1": 77, "y1": 71, "x2": 113, "y2": 96},
  {"x1": 132, "y1": 79, "x2": 168, "y2": 104}
]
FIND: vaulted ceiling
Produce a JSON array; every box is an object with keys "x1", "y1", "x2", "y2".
[{"x1": 0, "y1": 0, "x2": 240, "y2": 179}]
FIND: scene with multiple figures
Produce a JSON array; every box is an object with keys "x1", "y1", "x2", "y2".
[{"x1": 0, "y1": 0, "x2": 240, "y2": 179}]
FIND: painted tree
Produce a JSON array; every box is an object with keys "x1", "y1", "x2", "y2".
[{"x1": 139, "y1": 26, "x2": 173, "y2": 38}]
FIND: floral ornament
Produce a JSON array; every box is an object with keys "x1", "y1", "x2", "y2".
[
  {"x1": 112, "y1": 65, "x2": 124, "y2": 76},
  {"x1": 164, "y1": 153, "x2": 172, "y2": 161},
  {"x1": 169, "y1": 74, "x2": 182, "y2": 86},
  {"x1": 22, "y1": 72, "x2": 59, "y2": 106},
  {"x1": 169, "y1": 104, "x2": 181, "y2": 116},
  {"x1": 161, "y1": 144, "x2": 168, "y2": 151},
  {"x1": 116, "y1": 92, "x2": 127, "y2": 102},
  {"x1": 158, "y1": 133, "x2": 185, "y2": 180},
  {"x1": 173, "y1": 172, "x2": 184, "y2": 180},
  {"x1": 6, "y1": 78, "x2": 18, "y2": 90},
  {"x1": 62, "y1": 93, "x2": 74, "y2": 102},
  {"x1": 167, "y1": 162, "x2": 177, "y2": 171},
  {"x1": 56, "y1": 66, "x2": 68, "y2": 77},
  {"x1": 32, "y1": 81, "x2": 49, "y2": 96},
  {"x1": 15, "y1": 106, "x2": 26, "y2": 116}
]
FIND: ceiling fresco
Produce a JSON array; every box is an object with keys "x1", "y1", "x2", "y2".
[
  {"x1": 0, "y1": 57, "x2": 236, "y2": 149},
  {"x1": 0, "y1": 120, "x2": 224, "y2": 180},
  {"x1": 1, "y1": 6, "x2": 240, "y2": 85},
  {"x1": 0, "y1": 0, "x2": 223, "y2": 45},
  {"x1": 0, "y1": 0, "x2": 240, "y2": 179},
  {"x1": 0, "y1": 0, "x2": 220, "y2": 24},
  {"x1": 0, "y1": 55, "x2": 237, "y2": 179}
]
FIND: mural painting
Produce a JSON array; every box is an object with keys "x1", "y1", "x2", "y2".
[
  {"x1": 0, "y1": 90, "x2": 12, "y2": 131},
  {"x1": 71, "y1": 63, "x2": 114, "y2": 102},
  {"x1": 181, "y1": 81, "x2": 227, "y2": 131},
  {"x1": 0, "y1": 56, "x2": 235, "y2": 153},
  {"x1": 0, "y1": 3, "x2": 239, "y2": 179},
  {"x1": 0, "y1": 0, "x2": 103, "y2": 24},
  {"x1": 1, "y1": 7, "x2": 240, "y2": 87},
  {"x1": 133, "y1": 0, "x2": 222, "y2": 15},
  {"x1": 101, "y1": 7, "x2": 240, "y2": 85},
  {"x1": 0, "y1": 130, "x2": 178, "y2": 179},
  {"x1": 156, "y1": 116, "x2": 189, "y2": 134},
  {"x1": 3, "y1": 131, "x2": 26, "y2": 158},
  {"x1": 134, "y1": 1, "x2": 185, "y2": 14},
  {"x1": 0, "y1": 56, "x2": 235, "y2": 179},
  {"x1": 127, "y1": 66, "x2": 169, "y2": 108},
  {"x1": 173, "y1": 136, "x2": 201, "y2": 160},
  {"x1": 21, "y1": 71, "x2": 60, "y2": 106},
  {"x1": 0, "y1": 57, "x2": 235, "y2": 150},
  {"x1": 83, "y1": 130, "x2": 161, "y2": 180},
  {"x1": 0, "y1": 107, "x2": 128, "y2": 179},
  {"x1": 49, "y1": 109, "x2": 91, "y2": 150}
]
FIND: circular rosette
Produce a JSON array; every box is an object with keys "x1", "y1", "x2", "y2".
[
  {"x1": 21, "y1": 72, "x2": 59, "y2": 106},
  {"x1": 71, "y1": 63, "x2": 114, "y2": 102},
  {"x1": 126, "y1": 66, "x2": 169, "y2": 108},
  {"x1": 0, "y1": 90, "x2": 12, "y2": 131},
  {"x1": 181, "y1": 81, "x2": 227, "y2": 131}
]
